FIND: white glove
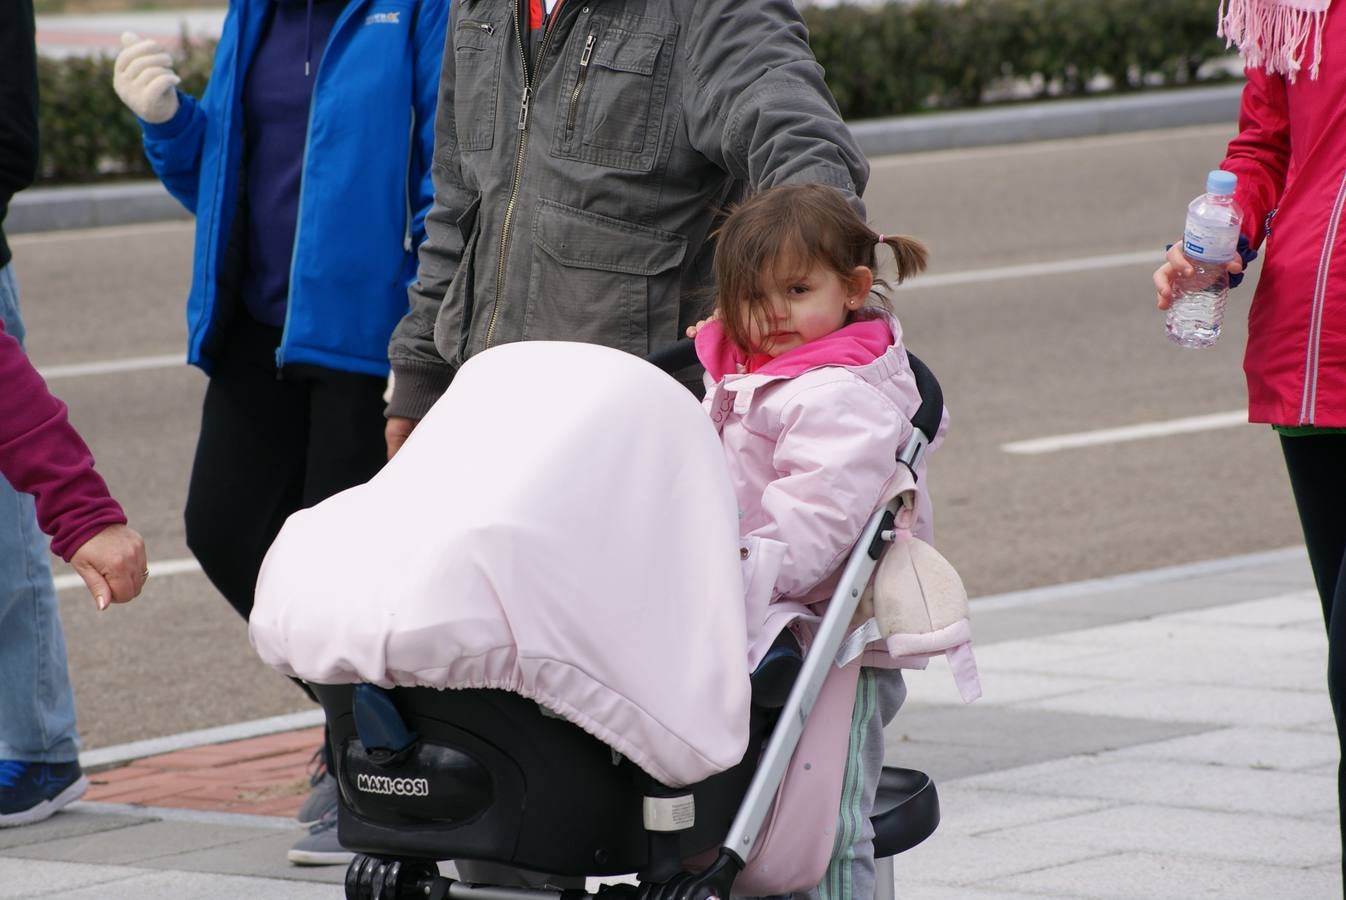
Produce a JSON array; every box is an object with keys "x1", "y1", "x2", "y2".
[{"x1": 113, "y1": 32, "x2": 181, "y2": 125}]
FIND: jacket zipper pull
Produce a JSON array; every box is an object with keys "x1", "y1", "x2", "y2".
[
  {"x1": 518, "y1": 87, "x2": 532, "y2": 131},
  {"x1": 580, "y1": 33, "x2": 595, "y2": 67}
]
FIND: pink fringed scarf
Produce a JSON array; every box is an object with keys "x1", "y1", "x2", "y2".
[{"x1": 1219, "y1": 0, "x2": 1330, "y2": 80}]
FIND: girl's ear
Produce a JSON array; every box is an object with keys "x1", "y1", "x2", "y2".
[{"x1": 847, "y1": 266, "x2": 874, "y2": 305}]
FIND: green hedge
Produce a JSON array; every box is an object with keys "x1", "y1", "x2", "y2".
[
  {"x1": 36, "y1": 0, "x2": 1233, "y2": 183},
  {"x1": 804, "y1": 0, "x2": 1232, "y2": 118},
  {"x1": 37, "y1": 32, "x2": 213, "y2": 182}
]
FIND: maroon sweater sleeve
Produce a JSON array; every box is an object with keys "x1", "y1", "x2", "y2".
[{"x1": 0, "y1": 320, "x2": 126, "y2": 561}]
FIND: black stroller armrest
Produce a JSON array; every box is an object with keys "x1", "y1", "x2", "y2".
[{"x1": 644, "y1": 339, "x2": 700, "y2": 375}]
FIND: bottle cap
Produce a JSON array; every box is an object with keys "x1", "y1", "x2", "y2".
[{"x1": 1206, "y1": 170, "x2": 1237, "y2": 195}]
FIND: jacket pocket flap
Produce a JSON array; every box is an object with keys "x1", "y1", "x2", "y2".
[
  {"x1": 454, "y1": 21, "x2": 496, "y2": 50},
  {"x1": 456, "y1": 196, "x2": 482, "y2": 241},
  {"x1": 591, "y1": 30, "x2": 662, "y2": 75},
  {"x1": 534, "y1": 199, "x2": 685, "y2": 276}
]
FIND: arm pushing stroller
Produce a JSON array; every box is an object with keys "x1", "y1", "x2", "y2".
[{"x1": 250, "y1": 340, "x2": 945, "y2": 900}]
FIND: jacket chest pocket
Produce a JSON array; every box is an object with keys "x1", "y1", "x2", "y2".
[
  {"x1": 453, "y1": 15, "x2": 505, "y2": 152},
  {"x1": 523, "y1": 199, "x2": 685, "y2": 354},
  {"x1": 551, "y1": 18, "x2": 677, "y2": 172}
]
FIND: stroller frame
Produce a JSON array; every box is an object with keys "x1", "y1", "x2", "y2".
[{"x1": 327, "y1": 347, "x2": 945, "y2": 900}]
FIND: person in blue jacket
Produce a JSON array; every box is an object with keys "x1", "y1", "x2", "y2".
[{"x1": 112, "y1": 0, "x2": 447, "y2": 866}]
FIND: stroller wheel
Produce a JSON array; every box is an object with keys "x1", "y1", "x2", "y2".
[{"x1": 345, "y1": 853, "x2": 438, "y2": 900}]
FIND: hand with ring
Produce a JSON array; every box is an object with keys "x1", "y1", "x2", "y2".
[{"x1": 70, "y1": 524, "x2": 149, "y2": 610}]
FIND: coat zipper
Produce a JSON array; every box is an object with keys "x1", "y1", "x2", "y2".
[
  {"x1": 277, "y1": 0, "x2": 361, "y2": 373},
  {"x1": 565, "y1": 34, "x2": 596, "y2": 133},
  {"x1": 403, "y1": 107, "x2": 416, "y2": 252},
  {"x1": 1301, "y1": 168, "x2": 1346, "y2": 423},
  {"x1": 485, "y1": 1, "x2": 567, "y2": 348}
]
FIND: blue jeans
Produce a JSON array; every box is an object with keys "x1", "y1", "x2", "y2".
[{"x1": 0, "y1": 263, "x2": 80, "y2": 763}]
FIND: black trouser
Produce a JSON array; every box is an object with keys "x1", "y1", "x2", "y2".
[
  {"x1": 184, "y1": 318, "x2": 387, "y2": 714},
  {"x1": 1280, "y1": 432, "x2": 1346, "y2": 882}
]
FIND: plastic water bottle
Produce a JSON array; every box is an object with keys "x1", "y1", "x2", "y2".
[{"x1": 1166, "y1": 170, "x2": 1242, "y2": 348}]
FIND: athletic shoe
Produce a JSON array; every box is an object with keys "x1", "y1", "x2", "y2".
[
  {"x1": 296, "y1": 747, "x2": 339, "y2": 827},
  {"x1": 0, "y1": 760, "x2": 88, "y2": 828},
  {"x1": 287, "y1": 803, "x2": 353, "y2": 866}
]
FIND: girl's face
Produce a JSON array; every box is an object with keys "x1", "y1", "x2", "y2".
[{"x1": 740, "y1": 259, "x2": 873, "y2": 357}]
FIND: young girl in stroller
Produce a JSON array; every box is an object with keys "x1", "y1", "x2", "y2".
[
  {"x1": 247, "y1": 185, "x2": 963, "y2": 900},
  {"x1": 690, "y1": 183, "x2": 941, "y2": 899}
]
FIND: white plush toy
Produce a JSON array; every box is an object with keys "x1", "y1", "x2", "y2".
[{"x1": 847, "y1": 488, "x2": 982, "y2": 703}]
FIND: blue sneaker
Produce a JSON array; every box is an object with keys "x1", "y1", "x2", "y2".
[{"x1": 0, "y1": 760, "x2": 88, "y2": 828}]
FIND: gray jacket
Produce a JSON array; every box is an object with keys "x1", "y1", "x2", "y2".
[{"x1": 387, "y1": 0, "x2": 869, "y2": 418}]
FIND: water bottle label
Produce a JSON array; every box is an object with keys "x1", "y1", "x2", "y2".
[{"x1": 1184, "y1": 220, "x2": 1238, "y2": 262}]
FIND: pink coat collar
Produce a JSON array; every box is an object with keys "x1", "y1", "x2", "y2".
[{"x1": 694, "y1": 316, "x2": 894, "y2": 381}]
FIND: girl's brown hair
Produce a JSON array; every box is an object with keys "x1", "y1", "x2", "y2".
[{"x1": 713, "y1": 183, "x2": 927, "y2": 353}]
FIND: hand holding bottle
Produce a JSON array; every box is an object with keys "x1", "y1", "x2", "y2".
[
  {"x1": 1153, "y1": 242, "x2": 1245, "y2": 310},
  {"x1": 1160, "y1": 170, "x2": 1243, "y2": 348}
]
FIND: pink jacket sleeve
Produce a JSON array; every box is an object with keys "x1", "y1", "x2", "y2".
[
  {"x1": 1223, "y1": 68, "x2": 1291, "y2": 249},
  {"x1": 0, "y1": 320, "x2": 126, "y2": 561},
  {"x1": 749, "y1": 379, "x2": 906, "y2": 600}
]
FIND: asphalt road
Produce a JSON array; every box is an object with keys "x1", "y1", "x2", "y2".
[{"x1": 11, "y1": 123, "x2": 1304, "y2": 750}]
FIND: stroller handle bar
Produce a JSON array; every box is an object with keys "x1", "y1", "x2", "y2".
[{"x1": 645, "y1": 341, "x2": 944, "y2": 451}]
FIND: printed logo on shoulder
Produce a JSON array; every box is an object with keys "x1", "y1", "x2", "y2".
[{"x1": 365, "y1": 11, "x2": 401, "y2": 24}]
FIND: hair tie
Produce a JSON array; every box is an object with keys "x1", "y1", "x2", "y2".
[{"x1": 877, "y1": 233, "x2": 886, "y2": 243}]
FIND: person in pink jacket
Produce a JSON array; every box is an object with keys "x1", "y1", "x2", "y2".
[
  {"x1": 0, "y1": 319, "x2": 147, "y2": 607},
  {"x1": 692, "y1": 183, "x2": 934, "y2": 900},
  {"x1": 1152, "y1": 1, "x2": 1346, "y2": 876},
  {"x1": 0, "y1": 317, "x2": 147, "y2": 826}
]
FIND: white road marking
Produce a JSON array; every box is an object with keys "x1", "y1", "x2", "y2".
[
  {"x1": 902, "y1": 250, "x2": 1158, "y2": 292},
  {"x1": 53, "y1": 556, "x2": 202, "y2": 592},
  {"x1": 38, "y1": 353, "x2": 183, "y2": 380},
  {"x1": 1002, "y1": 409, "x2": 1249, "y2": 454}
]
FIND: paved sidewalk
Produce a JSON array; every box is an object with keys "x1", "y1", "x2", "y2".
[{"x1": 0, "y1": 548, "x2": 1337, "y2": 898}]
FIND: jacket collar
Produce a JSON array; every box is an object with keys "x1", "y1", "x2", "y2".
[{"x1": 696, "y1": 310, "x2": 905, "y2": 393}]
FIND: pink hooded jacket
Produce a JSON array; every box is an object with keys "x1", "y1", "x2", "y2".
[{"x1": 695, "y1": 312, "x2": 946, "y2": 665}]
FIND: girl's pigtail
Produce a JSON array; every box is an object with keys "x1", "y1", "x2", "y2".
[{"x1": 881, "y1": 234, "x2": 929, "y2": 284}]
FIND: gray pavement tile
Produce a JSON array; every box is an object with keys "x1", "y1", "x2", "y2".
[
  {"x1": 928, "y1": 785, "x2": 1114, "y2": 837},
  {"x1": 973, "y1": 566, "x2": 1316, "y2": 645},
  {"x1": 0, "y1": 809, "x2": 143, "y2": 850},
  {"x1": 3, "y1": 819, "x2": 270, "y2": 866},
  {"x1": 1023, "y1": 681, "x2": 1332, "y2": 730},
  {"x1": 887, "y1": 704, "x2": 1211, "y2": 781},
  {"x1": 891, "y1": 882, "x2": 1055, "y2": 899},
  {"x1": 975, "y1": 607, "x2": 1112, "y2": 645},
  {"x1": 984, "y1": 805, "x2": 1338, "y2": 867},
  {"x1": 961, "y1": 757, "x2": 1338, "y2": 817},
  {"x1": 1166, "y1": 591, "x2": 1322, "y2": 627},
  {"x1": 40, "y1": 868, "x2": 344, "y2": 899},
  {"x1": 140, "y1": 829, "x2": 347, "y2": 884},
  {"x1": 889, "y1": 831, "x2": 1110, "y2": 886},
  {"x1": 0, "y1": 858, "x2": 145, "y2": 898},
  {"x1": 905, "y1": 666, "x2": 1122, "y2": 707},
  {"x1": 1104, "y1": 726, "x2": 1340, "y2": 771},
  {"x1": 994, "y1": 851, "x2": 1341, "y2": 899}
]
